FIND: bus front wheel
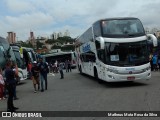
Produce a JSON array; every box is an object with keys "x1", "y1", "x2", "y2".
[{"x1": 94, "y1": 68, "x2": 103, "y2": 84}]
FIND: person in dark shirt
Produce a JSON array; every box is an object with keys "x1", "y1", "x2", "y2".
[
  {"x1": 5, "y1": 60, "x2": 19, "y2": 112},
  {"x1": 12, "y1": 62, "x2": 19, "y2": 100},
  {"x1": 67, "y1": 60, "x2": 71, "y2": 72},
  {"x1": 37, "y1": 58, "x2": 48, "y2": 92},
  {"x1": 59, "y1": 60, "x2": 64, "y2": 79}
]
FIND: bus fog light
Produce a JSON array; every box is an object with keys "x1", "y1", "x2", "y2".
[{"x1": 108, "y1": 75, "x2": 115, "y2": 79}]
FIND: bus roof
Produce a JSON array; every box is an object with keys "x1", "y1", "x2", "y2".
[
  {"x1": 10, "y1": 45, "x2": 20, "y2": 50},
  {"x1": 93, "y1": 17, "x2": 139, "y2": 24}
]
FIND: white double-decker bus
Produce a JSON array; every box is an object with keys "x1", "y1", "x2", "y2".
[{"x1": 75, "y1": 17, "x2": 157, "y2": 83}]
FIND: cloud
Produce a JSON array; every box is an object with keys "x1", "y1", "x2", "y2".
[
  {"x1": 5, "y1": 12, "x2": 53, "y2": 29},
  {"x1": 5, "y1": 0, "x2": 35, "y2": 13},
  {"x1": 126, "y1": 0, "x2": 160, "y2": 28},
  {"x1": 1, "y1": 12, "x2": 54, "y2": 40},
  {"x1": 0, "y1": 0, "x2": 160, "y2": 41}
]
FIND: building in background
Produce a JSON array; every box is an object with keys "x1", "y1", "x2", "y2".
[
  {"x1": 64, "y1": 29, "x2": 70, "y2": 37},
  {"x1": 51, "y1": 30, "x2": 70, "y2": 40},
  {"x1": 29, "y1": 31, "x2": 36, "y2": 48},
  {"x1": 7, "y1": 31, "x2": 16, "y2": 44},
  {"x1": 57, "y1": 32, "x2": 63, "y2": 38}
]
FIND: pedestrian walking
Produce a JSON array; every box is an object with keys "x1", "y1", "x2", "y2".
[
  {"x1": 44, "y1": 62, "x2": 49, "y2": 90},
  {"x1": 5, "y1": 60, "x2": 19, "y2": 112},
  {"x1": 59, "y1": 61, "x2": 64, "y2": 79},
  {"x1": 49, "y1": 62, "x2": 53, "y2": 73},
  {"x1": 152, "y1": 55, "x2": 158, "y2": 71},
  {"x1": 0, "y1": 67, "x2": 5, "y2": 100},
  {"x1": 31, "y1": 61, "x2": 40, "y2": 93},
  {"x1": 158, "y1": 55, "x2": 160, "y2": 71},
  {"x1": 65, "y1": 60, "x2": 68, "y2": 72},
  {"x1": 54, "y1": 60, "x2": 58, "y2": 73},
  {"x1": 37, "y1": 58, "x2": 48, "y2": 92},
  {"x1": 12, "y1": 62, "x2": 19, "y2": 100},
  {"x1": 27, "y1": 61, "x2": 32, "y2": 79},
  {"x1": 149, "y1": 54, "x2": 153, "y2": 71},
  {"x1": 67, "y1": 60, "x2": 72, "y2": 72}
]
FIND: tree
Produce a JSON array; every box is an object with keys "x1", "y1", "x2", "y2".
[
  {"x1": 61, "y1": 45, "x2": 75, "y2": 51},
  {"x1": 21, "y1": 41, "x2": 33, "y2": 48},
  {"x1": 45, "y1": 39, "x2": 54, "y2": 44},
  {"x1": 57, "y1": 36, "x2": 74, "y2": 43},
  {"x1": 36, "y1": 41, "x2": 44, "y2": 49}
]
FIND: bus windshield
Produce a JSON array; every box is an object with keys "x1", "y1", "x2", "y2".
[
  {"x1": 105, "y1": 40, "x2": 149, "y2": 66},
  {"x1": 102, "y1": 19, "x2": 145, "y2": 37},
  {"x1": 28, "y1": 51, "x2": 36, "y2": 62}
]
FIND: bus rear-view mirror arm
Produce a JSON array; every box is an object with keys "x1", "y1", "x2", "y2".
[
  {"x1": 95, "y1": 37, "x2": 105, "y2": 49},
  {"x1": 147, "y1": 34, "x2": 157, "y2": 47}
]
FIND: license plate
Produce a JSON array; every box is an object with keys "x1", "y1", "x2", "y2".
[{"x1": 127, "y1": 76, "x2": 135, "y2": 80}]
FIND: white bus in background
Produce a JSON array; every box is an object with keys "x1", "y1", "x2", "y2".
[
  {"x1": 21, "y1": 47, "x2": 37, "y2": 65},
  {"x1": 21, "y1": 47, "x2": 37, "y2": 78},
  {"x1": 10, "y1": 45, "x2": 27, "y2": 81},
  {"x1": 43, "y1": 51, "x2": 76, "y2": 68},
  {"x1": 75, "y1": 17, "x2": 157, "y2": 83}
]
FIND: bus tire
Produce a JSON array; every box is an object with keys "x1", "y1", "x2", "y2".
[{"x1": 94, "y1": 68, "x2": 103, "y2": 84}]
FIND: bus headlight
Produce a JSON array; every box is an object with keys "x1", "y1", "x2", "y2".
[
  {"x1": 142, "y1": 66, "x2": 150, "y2": 72},
  {"x1": 106, "y1": 68, "x2": 118, "y2": 74}
]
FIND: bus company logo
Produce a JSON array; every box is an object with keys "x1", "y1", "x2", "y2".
[
  {"x1": 2, "y1": 112, "x2": 42, "y2": 118},
  {"x1": 2, "y1": 112, "x2": 11, "y2": 117},
  {"x1": 82, "y1": 44, "x2": 91, "y2": 52}
]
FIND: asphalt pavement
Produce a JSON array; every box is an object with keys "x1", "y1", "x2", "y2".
[{"x1": 0, "y1": 69, "x2": 160, "y2": 120}]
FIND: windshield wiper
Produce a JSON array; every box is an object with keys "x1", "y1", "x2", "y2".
[
  {"x1": 124, "y1": 31, "x2": 135, "y2": 37},
  {"x1": 127, "y1": 34, "x2": 135, "y2": 37}
]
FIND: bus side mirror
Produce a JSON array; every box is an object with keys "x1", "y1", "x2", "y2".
[
  {"x1": 95, "y1": 37, "x2": 104, "y2": 49},
  {"x1": 147, "y1": 34, "x2": 157, "y2": 47}
]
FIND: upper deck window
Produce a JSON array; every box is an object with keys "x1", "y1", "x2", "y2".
[{"x1": 101, "y1": 18, "x2": 145, "y2": 38}]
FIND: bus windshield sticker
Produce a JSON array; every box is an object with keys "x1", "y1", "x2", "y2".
[{"x1": 110, "y1": 55, "x2": 119, "y2": 61}]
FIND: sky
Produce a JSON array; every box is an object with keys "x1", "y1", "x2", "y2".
[{"x1": 0, "y1": 0, "x2": 160, "y2": 41}]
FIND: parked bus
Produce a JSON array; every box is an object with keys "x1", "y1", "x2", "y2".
[
  {"x1": 0, "y1": 37, "x2": 22, "y2": 83},
  {"x1": 75, "y1": 17, "x2": 157, "y2": 83},
  {"x1": 21, "y1": 47, "x2": 37, "y2": 78},
  {"x1": 21, "y1": 47, "x2": 37, "y2": 64},
  {"x1": 10, "y1": 45, "x2": 28, "y2": 81},
  {"x1": 43, "y1": 51, "x2": 76, "y2": 68},
  {"x1": 0, "y1": 37, "x2": 16, "y2": 69}
]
